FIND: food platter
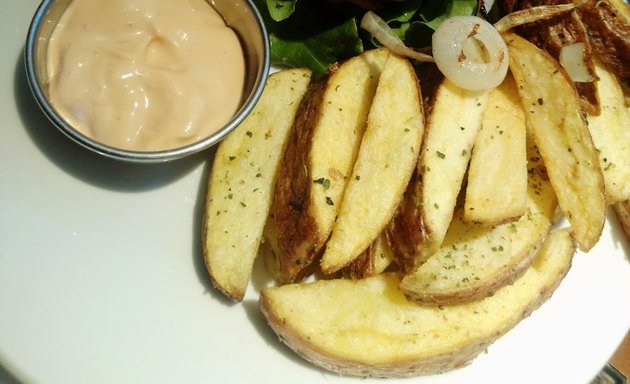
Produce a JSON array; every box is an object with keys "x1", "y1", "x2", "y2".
[{"x1": 1, "y1": 1, "x2": 629, "y2": 383}]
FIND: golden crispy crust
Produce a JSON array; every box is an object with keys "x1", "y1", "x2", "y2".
[
  {"x1": 259, "y1": 229, "x2": 575, "y2": 378},
  {"x1": 506, "y1": 32, "x2": 606, "y2": 251},
  {"x1": 386, "y1": 170, "x2": 431, "y2": 273},
  {"x1": 259, "y1": 287, "x2": 489, "y2": 378},
  {"x1": 384, "y1": 67, "x2": 443, "y2": 272},
  {"x1": 402, "y1": 234, "x2": 545, "y2": 305},
  {"x1": 202, "y1": 68, "x2": 313, "y2": 301},
  {"x1": 513, "y1": 9, "x2": 600, "y2": 114},
  {"x1": 273, "y1": 70, "x2": 334, "y2": 282},
  {"x1": 340, "y1": 243, "x2": 376, "y2": 279},
  {"x1": 340, "y1": 234, "x2": 395, "y2": 279}
]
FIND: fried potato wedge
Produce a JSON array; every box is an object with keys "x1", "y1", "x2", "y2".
[
  {"x1": 414, "y1": 81, "x2": 488, "y2": 257},
  {"x1": 586, "y1": 60, "x2": 630, "y2": 203},
  {"x1": 262, "y1": 216, "x2": 395, "y2": 282},
  {"x1": 614, "y1": 200, "x2": 630, "y2": 240},
  {"x1": 203, "y1": 68, "x2": 312, "y2": 301},
  {"x1": 505, "y1": 32, "x2": 606, "y2": 252},
  {"x1": 260, "y1": 209, "x2": 283, "y2": 284},
  {"x1": 260, "y1": 229, "x2": 575, "y2": 378},
  {"x1": 387, "y1": 80, "x2": 488, "y2": 268},
  {"x1": 609, "y1": 0, "x2": 630, "y2": 22},
  {"x1": 464, "y1": 73, "x2": 528, "y2": 225},
  {"x1": 273, "y1": 48, "x2": 389, "y2": 282},
  {"x1": 340, "y1": 233, "x2": 395, "y2": 279},
  {"x1": 320, "y1": 53, "x2": 424, "y2": 274},
  {"x1": 400, "y1": 138, "x2": 557, "y2": 305}
]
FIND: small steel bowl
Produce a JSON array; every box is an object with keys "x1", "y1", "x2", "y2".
[{"x1": 25, "y1": 0, "x2": 270, "y2": 163}]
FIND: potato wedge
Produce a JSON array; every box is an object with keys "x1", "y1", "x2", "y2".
[
  {"x1": 387, "y1": 79, "x2": 488, "y2": 269},
  {"x1": 400, "y1": 137, "x2": 557, "y2": 305},
  {"x1": 203, "y1": 68, "x2": 312, "y2": 301},
  {"x1": 610, "y1": 0, "x2": 630, "y2": 21},
  {"x1": 464, "y1": 73, "x2": 528, "y2": 225},
  {"x1": 586, "y1": 59, "x2": 630, "y2": 203},
  {"x1": 273, "y1": 48, "x2": 389, "y2": 282},
  {"x1": 260, "y1": 228, "x2": 575, "y2": 378},
  {"x1": 505, "y1": 7, "x2": 600, "y2": 115},
  {"x1": 262, "y1": 213, "x2": 394, "y2": 282},
  {"x1": 320, "y1": 53, "x2": 424, "y2": 274},
  {"x1": 505, "y1": 32, "x2": 606, "y2": 252},
  {"x1": 340, "y1": 233, "x2": 395, "y2": 279},
  {"x1": 613, "y1": 200, "x2": 630, "y2": 240},
  {"x1": 260, "y1": 209, "x2": 283, "y2": 284}
]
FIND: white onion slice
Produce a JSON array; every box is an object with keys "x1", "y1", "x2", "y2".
[
  {"x1": 559, "y1": 42, "x2": 595, "y2": 82},
  {"x1": 432, "y1": 16, "x2": 508, "y2": 91},
  {"x1": 493, "y1": 4, "x2": 576, "y2": 33},
  {"x1": 360, "y1": 11, "x2": 434, "y2": 62}
]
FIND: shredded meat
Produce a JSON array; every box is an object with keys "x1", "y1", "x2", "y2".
[
  {"x1": 579, "y1": 1, "x2": 630, "y2": 82},
  {"x1": 497, "y1": 0, "x2": 630, "y2": 114}
]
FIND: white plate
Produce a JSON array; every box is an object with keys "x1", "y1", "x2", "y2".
[{"x1": 1, "y1": 2, "x2": 629, "y2": 384}]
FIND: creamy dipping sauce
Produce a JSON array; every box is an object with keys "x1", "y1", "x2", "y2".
[{"x1": 47, "y1": 0, "x2": 246, "y2": 151}]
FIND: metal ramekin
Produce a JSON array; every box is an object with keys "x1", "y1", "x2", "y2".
[{"x1": 25, "y1": 0, "x2": 270, "y2": 163}]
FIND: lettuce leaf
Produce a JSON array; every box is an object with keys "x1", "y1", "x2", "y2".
[
  {"x1": 255, "y1": 0, "x2": 478, "y2": 75},
  {"x1": 269, "y1": 19, "x2": 364, "y2": 76},
  {"x1": 256, "y1": 0, "x2": 364, "y2": 76},
  {"x1": 264, "y1": 0, "x2": 296, "y2": 22},
  {"x1": 419, "y1": 0, "x2": 478, "y2": 29}
]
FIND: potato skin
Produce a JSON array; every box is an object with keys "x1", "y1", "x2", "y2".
[
  {"x1": 203, "y1": 68, "x2": 312, "y2": 301},
  {"x1": 386, "y1": 170, "x2": 428, "y2": 272},
  {"x1": 319, "y1": 53, "x2": 424, "y2": 274},
  {"x1": 400, "y1": 136, "x2": 557, "y2": 306},
  {"x1": 273, "y1": 72, "x2": 331, "y2": 282},
  {"x1": 387, "y1": 78, "x2": 488, "y2": 270},
  {"x1": 506, "y1": 32, "x2": 606, "y2": 252},
  {"x1": 273, "y1": 49, "x2": 389, "y2": 282},
  {"x1": 340, "y1": 233, "x2": 395, "y2": 279},
  {"x1": 259, "y1": 279, "x2": 491, "y2": 378},
  {"x1": 260, "y1": 229, "x2": 575, "y2": 378}
]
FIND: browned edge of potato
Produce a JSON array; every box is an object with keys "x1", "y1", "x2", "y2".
[
  {"x1": 340, "y1": 232, "x2": 396, "y2": 279},
  {"x1": 400, "y1": 135, "x2": 557, "y2": 305},
  {"x1": 505, "y1": 32, "x2": 606, "y2": 252},
  {"x1": 203, "y1": 68, "x2": 312, "y2": 301},
  {"x1": 273, "y1": 48, "x2": 390, "y2": 282},
  {"x1": 464, "y1": 72, "x2": 528, "y2": 225},
  {"x1": 319, "y1": 53, "x2": 424, "y2": 274},
  {"x1": 386, "y1": 79, "x2": 488, "y2": 270},
  {"x1": 586, "y1": 59, "x2": 630, "y2": 203},
  {"x1": 259, "y1": 228, "x2": 576, "y2": 378}
]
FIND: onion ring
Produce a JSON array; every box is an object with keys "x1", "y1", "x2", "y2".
[{"x1": 432, "y1": 16, "x2": 508, "y2": 91}]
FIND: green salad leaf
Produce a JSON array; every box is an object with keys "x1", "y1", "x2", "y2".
[
  {"x1": 264, "y1": 0, "x2": 297, "y2": 22},
  {"x1": 269, "y1": 18, "x2": 364, "y2": 75},
  {"x1": 255, "y1": 0, "x2": 365, "y2": 75},
  {"x1": 419, "y1": 0, "x2": 478, "y2": 30},
  {"x1": 255, "y1": 0, "x2": 478, "y2": 76}
]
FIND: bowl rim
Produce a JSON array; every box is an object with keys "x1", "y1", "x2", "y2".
[{"x1": 24, "y1": 0, "x2": 271, "y2": 163}]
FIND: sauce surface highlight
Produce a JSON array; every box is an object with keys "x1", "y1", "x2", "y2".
[{"x1": 47, "y1": 0, "x2": 246, "y2": 151}]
